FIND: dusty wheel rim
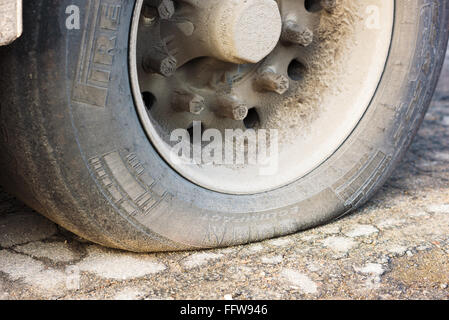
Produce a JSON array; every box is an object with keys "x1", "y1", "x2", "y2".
[{"x1": 130, "y1": 0, "x2": 394, "y2": 194}]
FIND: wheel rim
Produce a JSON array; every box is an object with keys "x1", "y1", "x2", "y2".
[{"x1": 130, "y1": 0, "x2": 394, "y2": 194}]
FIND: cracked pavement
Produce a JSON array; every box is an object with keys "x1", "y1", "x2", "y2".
[{"x1": 0, "y1": 48, "x2": 448, "y2": 300}]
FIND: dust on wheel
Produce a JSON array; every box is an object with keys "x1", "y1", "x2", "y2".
[{"x1": 0, "y1": 0, "x2": 448, "y2": 252}]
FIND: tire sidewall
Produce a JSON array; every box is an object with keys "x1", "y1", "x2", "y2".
[{"x1": 4, "y1": 0, "x2": 448, "y2": 249}]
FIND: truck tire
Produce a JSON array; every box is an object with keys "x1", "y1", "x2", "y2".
[{"x1": 0, "y1": 0, "x2": 448, "y2": 252}]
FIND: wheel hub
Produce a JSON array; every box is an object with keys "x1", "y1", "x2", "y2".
[{"x1": 200, "y1": 0, "x2": 282, "y2": 64}]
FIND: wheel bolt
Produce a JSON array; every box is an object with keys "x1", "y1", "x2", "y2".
[
  {"x1": 172, "y1": 90, "x2": 206, "y2": 115},
  {"x1": 216, "y1": 95, "x2": 249, "y2": 121},
  {"x1": 142, "y1": 5, "x2": 158, "y2": 26},
  {"x1": 281, "y1": 20, "x2": 313, "y2": 47},
  {"x1": 255, "y1": 69, "x2": 289, "y2": 95},
  {"x1": 320, "y1": 0, "x2": 337, "y2": 12},
  {"x1": 143, "y1": 48, "x2": 177, "y2": 77},
  {"x1": 147, "y1": 0, "x2": 175, "y2": 20}
]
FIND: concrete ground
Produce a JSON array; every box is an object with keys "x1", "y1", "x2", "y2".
[{"x1": 0, "y1": 48, "x2": 448, "y2": 300}]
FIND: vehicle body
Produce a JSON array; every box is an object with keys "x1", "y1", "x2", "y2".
[{"x1": 0, "y1": 0, "x2": 22, "y2": 47}]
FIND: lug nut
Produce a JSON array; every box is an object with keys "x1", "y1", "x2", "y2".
[
  {"x1": 320, "y1": 0, "x2": 337, "y2": 12},
  {"x1": 281, "y1": 20, "x2": 313, "y2": 47},
  {"x1": 147, "y1": 0, "x2": 175, "y2": 20},
  {"x1": 172, "y1": 90, "x2": 206, "y2": 115},
  {"x1": 143, "y1": 48, "x2": 178, "y2": 77},
  {"x1": 142, "y1": 5, "x2": 158, "y2": 26},
  {"x1": 216, "y1": 95, "x2": 249, "y2": 121},
  {"x1": 255, "y1": 69, "x2": 289, "y2": 95}
]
